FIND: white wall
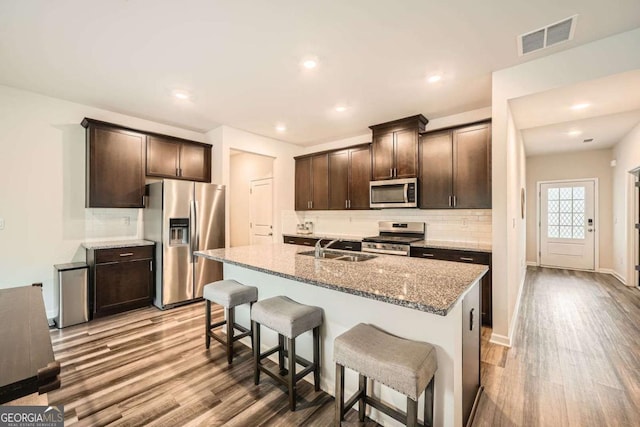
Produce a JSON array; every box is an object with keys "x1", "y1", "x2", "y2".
[
  {"x1": 207, "y1": 126, "x2": 301, "y2": 248},
  {"x1": 612, "y1": 122, "x2": 640, "y2": 285},
  {"x1": 0, "y1": 85, "x2": 207, "y2": 317},
  {"x1": 229, "y1": 152, "x2": 274, "y2": 247},
  {"x1": 525, "y1": 149, "x2": 614, "y2": 270},
  {"x1": 491, "y1": 27, "x2": 640, "y2": 346}
]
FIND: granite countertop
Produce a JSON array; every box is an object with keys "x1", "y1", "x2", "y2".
[
  {"x1": 411, "y1": 240, "x2": 492, "y2": 253},
  {"x1": 82, "y1": 239, "x2": 155, "y2": 250},
  {"x1": 282, "y1": 233, "x2": 364, "y2": 242},
  {"x1": 195, "y1": 243, "x2": 487, "y2": 316}
]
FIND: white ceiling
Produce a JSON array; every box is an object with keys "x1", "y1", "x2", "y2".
[
  {"x1": 1, "y1": 1, "x2": 639, "y2": 145},
  {"x1": 510, "y1": 70, "x2": 640, "y2": 156}
]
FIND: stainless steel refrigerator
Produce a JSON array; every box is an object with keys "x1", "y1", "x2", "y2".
[{"x1": 144, "y1": 180, "x2": 225, "y2": 309}]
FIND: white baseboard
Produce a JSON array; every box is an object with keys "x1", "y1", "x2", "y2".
[
  {"x1": 490, "y1": 269, "x2": 527, "y2": 348},
  {"x1": 489, "y1": 333, "x2": 511, "y2": 347},
  {"x1": 598, "y1": 268, "x2": 627, "y2": 285},
  {"x1": 526, "y1": 261, "x2": 537, "y2": 267}
]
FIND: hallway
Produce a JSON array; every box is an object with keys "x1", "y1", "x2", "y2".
[{"x1": 474, "y1": 267, "x2": 640, "y2": 426}]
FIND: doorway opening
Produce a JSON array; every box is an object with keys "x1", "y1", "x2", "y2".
[
  {"x1": 229, "y1": 150, "x2": 274, "y2": 247},
  {"x1": 537, "y1": 178, "x2": 598, "y2": 271}
]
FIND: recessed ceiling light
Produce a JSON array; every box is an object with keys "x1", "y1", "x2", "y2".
[
  {"x1": 427, "y1": 74, "x2": 442, "y2": 83},
  {"x1": 275, "y1": 124, "x2": 287, "y2": 132},
  {"x1": 570, "y1": 103, "x2": 590, "y2": 110},
  {"x1": 302, "y1": 58, "x2": 318, "y2": 69},
  {"x1": 335, "y1": 105, "x2": 347, "y2": 112},
  {"x1": 567, "y1": 130, "x2": 582, "y2": 136},
  {"x1": 173, "y1": 90, "x2": 190, "y2": 100}
]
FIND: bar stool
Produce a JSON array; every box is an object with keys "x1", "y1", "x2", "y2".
[
  {"x1": 203, "y1": 279, "x2": 258, "y2": 364},
  {"x1": 334, "y1": 323, "x2": 437, "y2": 427},
  {"x1": 251, "y1": 296, "x2": 323, "y2": 411}
]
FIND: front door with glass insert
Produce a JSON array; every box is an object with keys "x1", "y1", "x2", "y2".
[{"x1": 539, "y1": 180, "x2": 596, "y2": 270}]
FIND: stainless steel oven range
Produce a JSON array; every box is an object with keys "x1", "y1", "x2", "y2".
[{"x1": 361, "y1": 221, "x2": 425, "y2": 256}]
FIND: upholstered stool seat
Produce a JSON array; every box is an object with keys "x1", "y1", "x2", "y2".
[
  {"x1": 204, "y1": 279, "x2": 258, "y2": 364},
  {"x1": 204, "y1": 279, "x2": 258, "y2": 308},
  {"x1": 251, "y1": 296, "x2": 323, "y2": 411},
  {"x1": 334, "y1": 323, "x2": 437, "y2": 427}
]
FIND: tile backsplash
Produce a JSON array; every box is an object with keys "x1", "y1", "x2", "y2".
[
  {"x1": 84, "y1": 208, "x2": 141, "y2": 240},
  {"x1": 282, "y1": 209, "x2": 492, "y2": 245}
]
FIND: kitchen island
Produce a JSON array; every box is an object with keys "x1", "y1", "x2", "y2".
[{"x1": 195, "y1": 244, "x2": 487, "y2": 427}]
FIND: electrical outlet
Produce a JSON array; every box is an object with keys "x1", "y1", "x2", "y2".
[
  {"x1": 0, "y1": 218, "x2": 4, "y2": 230},
  {"x1": 462, "y1": 218, "x2": 468, "y2": 228},
  {"x1": 123, "y1": 216, "x2": 130, "y2": 226}
]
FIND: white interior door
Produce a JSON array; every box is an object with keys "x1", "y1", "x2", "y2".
[
  {"x1": 250, "y1": 178, "x2": 273, "y2": 245},
  {"x1": 539, "y1": 180, "x2": 595, "y2": 270}
]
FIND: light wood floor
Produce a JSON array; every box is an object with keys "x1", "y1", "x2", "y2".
[
  {"x1": 47, "y1": 267, "x2": 640, "y2": 426},
  {"x1": 474, "y1": 267, "x2": 640, "y2": 427},
  {"x1": 47, "y1": 301, "x2": 372, "y2": 426}
]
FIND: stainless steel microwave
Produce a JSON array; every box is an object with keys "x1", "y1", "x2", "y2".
[{"x1": 369, "y1": 178, "x2": 418, "y2": 208}]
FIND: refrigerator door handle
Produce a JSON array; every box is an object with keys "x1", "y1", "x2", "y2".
[
  {"x1": 189, "y1": 200, "x2": 197, "y2": 263},
  {"x1": 194, "y1": 200, "x2": 200, "y2": 263}
]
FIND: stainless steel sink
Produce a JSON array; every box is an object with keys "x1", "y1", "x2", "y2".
[
  {"x1": 334, "y1": 254, "x2": 377, "y2": 262},
  {"x1": 297, "y1": 250, "x2": 377, "y2": 262}
]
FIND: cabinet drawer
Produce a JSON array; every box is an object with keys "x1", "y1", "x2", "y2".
[
  {"x1": 410, "y1": 247, "x2": 490, "y2": 265},
  {"x1": 282, "y1": 236, "x2": 319, "y2": 247},
  {"x1": 95, "y1": 245, "x2": 153, "y2": 264},
  {"x1": 319, "y1": 239, "x2": 361, "y2": 252}
]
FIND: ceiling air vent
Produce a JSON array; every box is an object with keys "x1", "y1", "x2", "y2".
[{"x1": 518, "y1": 15, "x2": 578, "y2": 56}]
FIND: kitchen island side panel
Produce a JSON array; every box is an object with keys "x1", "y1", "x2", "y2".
[{"x1": 223, "y1": 262, "x2": 465, "y2": 427}]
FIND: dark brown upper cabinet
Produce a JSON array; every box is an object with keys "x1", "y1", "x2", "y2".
[
  {"x1": 328, "y1": 144, "x2": 372, "y2": 210},
  {"x1": 419, "y1": 120, "x2": 492, "y2": 209},
  {"x1": 370, "y1": 115, "x2": 428, "y2": 180},
  {"x1": 83, "y1": 118, "x2": 146, "y2": 208},
  {"x1": 295, "y1": 153, "x2": 329, "y2": 210},
  {"x1": 146, "y1": 135, "x2": 211, "y2": 182}
]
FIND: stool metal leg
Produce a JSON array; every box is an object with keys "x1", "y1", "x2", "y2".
[
  {"x1": 248, "y1": 302, "x2": 254, "y2": 352},
  {"x1": 253, "y1": 321, "x2": 261, "y2": 385},
  {"x1": 278, "y1": 334, "x2": 286, "y2": 375},
  {"x1": 407, "y1": 397, "x2": 418, "y2": 427},
  {"x1": 287, "y1": 337, "x2": 297, "y2": 411},
  {"x1": 358, "y1": 374, "x2": 367, "y2": 422},
  {"x1": 335, "y1": 364, "x2": 345, "y2": 425},
  {"x1": 424, "y1": 376, "x2": 434, "y2": 427},
  {"x1": 313, "y1": 326, "x2": 320, "y2": 391},
  {"x1": 226, "y1": 307, "x2": 235, "y2": 364},
  {"x1": 205, "y1": 300, "x2": 211, "y2": 349}
]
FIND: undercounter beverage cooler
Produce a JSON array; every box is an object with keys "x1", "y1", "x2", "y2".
[{"x1": 54, "y1": 262, "x2": 89, "y2": 328}]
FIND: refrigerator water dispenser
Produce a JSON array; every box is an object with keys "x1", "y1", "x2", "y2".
[{"x1": 169, "y1": 218, "x2": 189, "y2": 246}]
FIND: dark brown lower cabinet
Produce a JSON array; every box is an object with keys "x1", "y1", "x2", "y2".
[
  {"x1": 282, "y1": 235, "x2": 361, "y2": 251},
  {"x1": 410, "y1": 246, "x2": 492, "y2": 326},
  {"x1": 87, "y1": 245, "x2": 154, "y2": 318}
]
